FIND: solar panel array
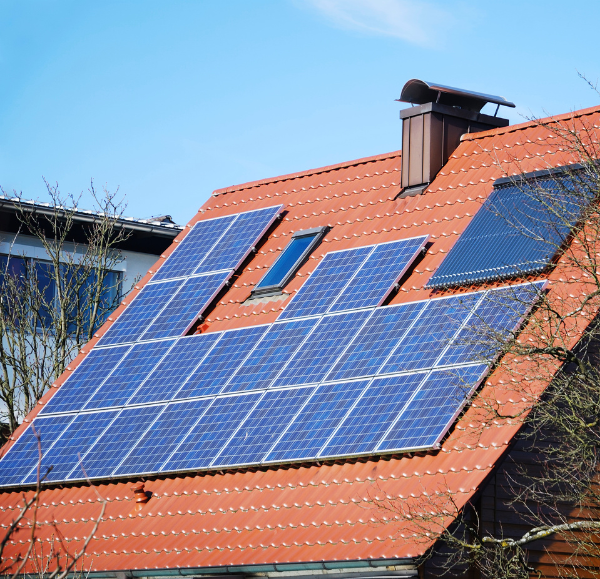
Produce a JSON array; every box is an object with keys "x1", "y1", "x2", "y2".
[
  {"x1": 427, "y1": 174, "x2": 589, "y2": 288},
  {"x1": 99, "y1": 205, "x2": 283, "y2": 346},
  {"x1": 0, "y1": 277, "x2": 545, "y2": 487}
]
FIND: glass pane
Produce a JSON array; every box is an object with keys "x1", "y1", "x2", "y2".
[{"x1": 256, "y1": 234, "x2": 316, "y2": 289}]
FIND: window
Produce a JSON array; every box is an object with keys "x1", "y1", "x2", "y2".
[
  {"x1": 0, "y1": 254, "x2": 122, "y2": 334},
  {"x1": 252, "y1": 226, "x2": 328, "y2": 297}
]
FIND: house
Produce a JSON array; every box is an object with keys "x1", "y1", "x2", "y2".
[{"x1": 0, "y1": 80, "x2": 598, "y2": 578}]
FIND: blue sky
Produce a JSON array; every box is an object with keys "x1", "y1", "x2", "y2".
[{"x1": 1, "y1": 0, "x2": 599, "y2": 225}]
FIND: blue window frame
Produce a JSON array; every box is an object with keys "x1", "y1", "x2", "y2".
[{"x1": 252, "y1": 226, "x2": 327, "y2": 296}]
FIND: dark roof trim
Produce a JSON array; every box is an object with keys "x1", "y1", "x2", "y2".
[
  {"x1": 0, "y1": 198, "x2": 182, "y2": 238},
  {"x1": 493, "y1": 162, "x2": 586, "y2": 187}
]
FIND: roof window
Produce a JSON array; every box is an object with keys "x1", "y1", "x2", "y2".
[{"x1": 252, "y1": 226, "x2": 328, "y2": 297}]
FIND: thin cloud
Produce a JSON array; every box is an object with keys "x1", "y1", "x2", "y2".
[{"x1": 302, "y1": 0, "x2": 457, "y2": 47}]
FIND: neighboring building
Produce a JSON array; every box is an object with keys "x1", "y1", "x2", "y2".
[{"x1": 0, "y1": 80, "x2": 599, "y2": 578}]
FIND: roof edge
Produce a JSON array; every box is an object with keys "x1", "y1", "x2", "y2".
[
  {"x1": 211, "y1": 150, "x2": 402, "y2": 196},
  {"x1": 461, "y1": 104, "x2": 600, "y2": 141}
]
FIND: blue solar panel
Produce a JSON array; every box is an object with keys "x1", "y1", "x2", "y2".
[
  {"x1": 41, "y1": 346, "x2": 131, "y2": 414},
  {"x1": 379, "y1": 293, "x2": 480, "y2": 374},
  {"x1": 0, "y1": 415, "x2": 75, "y2": 486},
  {"x1": 265, "y1": 380, "x2": 369, "y2": 462},
  {"x1": 273, "y1": 311, "x2": 371, "y2": 387},
  {"x1": 152, "y1": 215, "x2": 236, "y2": 282},
  {"x1": 25, "y1": 410, "x2": 118, "y2": 483},
  {"x1": 128, "y1": 334, "x2": 220, "y2": 404},
  {"x1": 162, "y1": 392, "x2": 262, "y2": 471},
  {"x1": 70, "y1": 405, "x2": 161, "y2": 480},
  {"x1": 378, "y1": 365, "x2": 487, "y2": 451},
  {"x1": 141, "y1": 272, "x2": 230, "y2": 341},
  {"x1": 84, "y1": 340, "x2": 175, "y2": 409},
  {"x1": 329, "y1": 236, "x2": 427, "y2": 313},
  {"x1": 319, "y1": 372, "x2": 426, "y2": 458},
  {"x1": 439, "y1": 282, "x2": 545, "y2": 367},
  {"x1": 223, "y1": 318, "x2": 318, "y2": 393},
  {"x1": 194, "y1": 206, "x2": 283, "y2": 275},
  {"x1": 213, "y1": 387, "x2": 314, "y2": 467},
  {"x1": 326, "y1": 301, "x2": 426, "y2": 381},
  {"x1": 99, "y1": 279, "x2": 183, "y2": 346},
  {"x1": 427, "y1": 175, "x2": 588, "y2": 288},
  {"x1": 114, "y1": 399, "x2": 212, "y2": 476},
  {"x1": 278, "y1": 245, "x2": 373, "y2": 320},
  {"x1": 174, "y1": 325, "x2": 269, "y2": 399}
]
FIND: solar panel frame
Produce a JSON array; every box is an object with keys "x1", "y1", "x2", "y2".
[
  {"x1": 193, "y1": 205, "x2": 284, "y2": 275},
  {"x1": 151, "y1": 214, "x2": 237, "y2": 282},
  {"x1": 140, "y1": 271, "x2": 231, "y2": 341},
  {"x1": 327, "y1": 236, "x2": 429, "y2": 314}
]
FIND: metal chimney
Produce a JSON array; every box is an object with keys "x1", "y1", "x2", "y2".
[{"x1": 398, "y1": 79, "x2": 515, "y2": 197}]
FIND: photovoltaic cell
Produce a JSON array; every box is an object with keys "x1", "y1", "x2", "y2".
[
  {"x1": 278, "y1": 245, "x2": 373, "y2": 320},
  {"x1": 114, "y1": 399, "x2": 212, "y2": 476},
  {"x1": 379, "y1": 294, "x2": 480, "y2": 374},
  {"x1": 266, "y1": 380, "x2": 369, "y2": 462},
  {"x1": 26, "y1": 410, "x2": 118, "y2": 483},
  {"x1": 128, "y1": 334, "x2": 220, "y2": 404},
  {"x1": 438, "y1": 282, "x2": 545, "y2": 367},
  {"x1": 213, "y1": 387, "x2": 314, "y2": 467},
  {"x1": 162, "y1": 393, "x2": 262, "y2": 472},
  {"x1": 273, "y1": 311, "x2": 371, "y2": 387},
  {"x1": 141, "y1": 272, "x2": 230, "y2": 341},
  {"x1": 70, "y1": 405, "x2": 161, "y2": 479},
  {"x1": 174, "y1": 325, "x2": 269, "y2": 399},
  {"x1": 85, "y1": 340, "x2": 175, "y2": 409},
  {"x1": 99, "y1": 279, "x2": 183, "y2": 346},
  {"x1": 329, "y1": 236, "x2": 427, "y2": 313},
  {"x1": 379, "y1": 365, "x2": 487, "y2": 451},
  {"x1": 41, "y1": 345, "x2": 131, "y2": 414},
  {"x1": 152, "y1": 215, "x2": 236, "y2": 282},
  {"x1": 194, "y1": 206, "x2": 283, "y2": 275},
  {"x1": 0, "y1": 415, "x2": 75, "y2": 486},
  {"x1": 223, "y1": 318, "x2": 318, "y2": 393},
  {"x1": 326, "y1": 301, "x2": 426, "y2": 382},
  {"x1": 320, "y1": 372, "x2": 426, "y2": 458}
]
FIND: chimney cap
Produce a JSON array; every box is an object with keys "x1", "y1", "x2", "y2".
[{"x1": 398, "y1": 79, "x2": 516, "y2": 112}]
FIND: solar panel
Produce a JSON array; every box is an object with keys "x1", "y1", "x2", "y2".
[
  {"x1": 84, "y1": 340, "x2": 175, "y2": 409},
  {"x1": 328, "y1": 236, "x2": 428, "y2": 313},
  {"x1": 273, "y1": 310, "x2": 372, "y2": 387},
  {"x1": 162, "y1": 392, "x2": 262, "y2": 472},
  {"x1": 174, "y1": 325, "x2": 269, "y2": 399},
  {"x1": 319, "y1": 372, "x2": 426, "y2": 458},
  {"x1": 427, "y1": 175, "x2": 588, "y2": 288},
  {"x1": 194, "y1": 206, "x2": 283, "y2": 275},
  {"x1": 127, "y1": 334, "x2": 220, "y2": 404},
  {"x1": 265, "y1": 380, "x2": 369, "y2": 462},
  {"x1": 439, "y1": 282, "x2": 545, "y2": 367},
  {"x1": 379, "y1": 293, "x2": 481, "y2": 374},
  {"x1": 378, "y1": 365, "x2": 487, "y2": 451},
  {"x1": 212, "y1": 387, "x2": 315, "y2": 467},
  {"x1": 152, "y1": 215, "x2": 236, "y2": 282},
  {"x1": 223, "y1": 318, "x2": 318, "y2": 393},
  {"x1": 99, "y1": 279, "x2": 183, "y2": 346},
  {"x1": 114, "y1": 399, "x2": 212, "y2": 476},
  {"x1": 41, "y1": 345, "x2": 131, "y2": 414},
  {"x1": 69, "y1": 405, "x2": 161, "y2": 480},
  {"x1": 25, "y1": 410, "x2": 119, "y2": 483},
  {"x1": 0, "y1": 415, "x2": 75, "y2": 486},
  {"x1": 141, "y1": 272, "x2": 230, "y2": 341},
  {"x1": 277, "y1": 245, "x2": 373, "y2": 320},
  {"x1": 326, "y1": 301, "x2": 426, "y2": 382}
]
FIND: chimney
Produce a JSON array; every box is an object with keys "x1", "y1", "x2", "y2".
[{"x1": 398, "y1": 79, "x2": 515, "y2": 197}]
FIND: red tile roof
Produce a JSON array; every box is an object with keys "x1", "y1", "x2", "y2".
[{"x1": 2, "y1": 104, "x2": 600, "y2": 575}]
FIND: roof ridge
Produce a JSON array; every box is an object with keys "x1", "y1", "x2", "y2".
[
  {"x1": 461, "y1": 103, "x2": 600, "y2": 141},
  {"x1": 212, "y1": 149, "x2": 402, "y2": 196}
]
